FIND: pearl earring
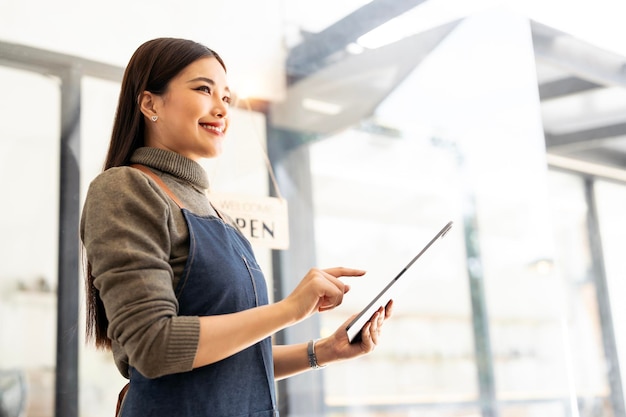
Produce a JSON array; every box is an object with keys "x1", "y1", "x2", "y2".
[{"x1": 151, "y1": 115, "x2": 158, "y2": 122}]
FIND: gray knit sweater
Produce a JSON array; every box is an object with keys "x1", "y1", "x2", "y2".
[{"x1": 80, "y1": 147, "x2": 221, "y2": 379}]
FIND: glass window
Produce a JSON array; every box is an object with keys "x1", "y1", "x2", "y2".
[
  {"x1": 0, "y1": 65, "x2": 60, "y2": 416},
  {"x1": 595, "y1": 178, "x2": 626, "y2": 412},
  {"x1": 547, "y1": 171, "x2": 615, "y2": 416},
  {"x1": 310, "y1": 129, "x2": 472, "y2": 414},
  {"x1": 297, "y1": 11, "x2": 623, "y2": 417}
]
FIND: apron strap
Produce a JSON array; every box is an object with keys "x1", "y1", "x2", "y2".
[
  {"x1": 131, "y1": 163, "x2": 229, "y2": 224},
  {"x1": 130, "y1": 164, "x2": 185, "y2": 209},
  {"x1": 115, "y1": 382, "x2": 130, "y2": 416}
]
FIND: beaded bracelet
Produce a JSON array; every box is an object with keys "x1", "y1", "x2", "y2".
[{"x1": 307, "y1": 339, "x2": 326, "y2": 369}]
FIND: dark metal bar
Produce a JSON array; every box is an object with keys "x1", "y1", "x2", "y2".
[
  {"x1": 458, "y1": 153, "x2": 498, "y2": 417},
  {"x1": 538, "y1": 77, "x2": 602, "y2": 101},
  {"x1": 464, "y1": 217, "x2": 498, "y2": 417},
  {"x1": 267, "y1": 125, "x2": 323, "y2": 416},
  {"x1": 265, "y1": 113, "x2": 290, "y2": 416},
  {"x1": 584, "y1": 178, "x2": 626, "y2": 417},
  {"x1": 531, "y1": 20, "x2": 626, "y2": 88},
  {"x1": 545, "y1": 122, "x2": 626, "y2": 148},
  {"x1": 286, "y1": 0, "x2": 429, "y2": 79},
  {"x1": 55, "y1": 66, "x2": 82, "y2": 417},
  {"x1": 0, "y1": 40, "x2": 123, "y2": 81}
]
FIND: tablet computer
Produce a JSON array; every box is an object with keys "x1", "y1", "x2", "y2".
[{"x1": 346, "y1": 221, "x2": 453, "y2": 343}]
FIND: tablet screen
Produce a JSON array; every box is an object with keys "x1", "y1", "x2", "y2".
[{"x1": 345, "y1": 221, "x2": 453, "y2": 343}]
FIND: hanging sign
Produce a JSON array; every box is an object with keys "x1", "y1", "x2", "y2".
[{"x1": 209, "y1": 193, "x2": 290, "y2": 250}]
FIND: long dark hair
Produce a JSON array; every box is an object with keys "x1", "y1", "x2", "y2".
[{"x1": 85, "y1": 38, "x2": 226, "y2": 349}]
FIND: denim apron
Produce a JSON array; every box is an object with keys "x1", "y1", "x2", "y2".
[{"x1": 119, "y1": 165, "x2": 278, "y2": 417}]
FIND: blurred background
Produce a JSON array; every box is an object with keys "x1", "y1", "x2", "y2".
[{"x1": 2, "y1": 0, "x2": 626, "y2": 416}]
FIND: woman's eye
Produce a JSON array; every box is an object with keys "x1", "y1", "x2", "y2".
[
  {"x1": 223, "y1": 96, "x2": 232, "y2": 105},
  {"x1": 197, "y1": 86, "x2": 211, "y2": 93}
]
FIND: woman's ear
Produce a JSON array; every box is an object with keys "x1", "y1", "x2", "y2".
[{"x1": 138, "y1": 91, "x2": 158, "y2": 120}]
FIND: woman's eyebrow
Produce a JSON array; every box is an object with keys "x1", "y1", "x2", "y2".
[{"x1": 188, "y1": 76, "x2": 215, "y2": 85}]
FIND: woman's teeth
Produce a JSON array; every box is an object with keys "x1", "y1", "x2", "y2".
[{"x1": 201, "y1": 124, "x2": 223, "y2": 133}]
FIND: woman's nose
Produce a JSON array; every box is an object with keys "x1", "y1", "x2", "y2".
[{"x1": 213, "y1": 100, "x2": 228, "y2": 119}]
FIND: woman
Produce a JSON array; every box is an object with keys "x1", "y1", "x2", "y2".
[{"x1": 81, "y1": 37, "x2": 392, "y2": 417}]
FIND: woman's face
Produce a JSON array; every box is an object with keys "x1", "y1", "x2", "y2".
[{"x1": 144, "y1": 56, "x2": 231, "y2": 161}]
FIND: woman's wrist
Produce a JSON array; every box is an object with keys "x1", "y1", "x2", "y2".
[
  {"x1": 307, "y1": 339, "x2": 326, "y2": 369},
  {"x1": 309, "y1": 337, "x2": 335, "y2": 368},
  {"x1": 274, "y1": 299, "x2": 302, "y2": 327}
]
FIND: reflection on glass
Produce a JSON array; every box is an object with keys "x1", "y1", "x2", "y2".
[
  {"x1": 305, "y1": 10, "x2": 622, "y2": 417},
  {"x1": 310, "y1": 129, "x2": 473, "y2": 414},
  {"x1": 546, "y1": 171, "x2": 616, "y2": 416},
  {"x1": 595, "y1": 179, "x2": 626, "y2": 416},
  {"x1": 0, "y1": 66, "x2": 60, "y2": 416}
]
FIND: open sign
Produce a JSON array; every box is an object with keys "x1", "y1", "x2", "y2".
[{"x1": 209, "y1": 193, "x2": 289, "y2": 250}]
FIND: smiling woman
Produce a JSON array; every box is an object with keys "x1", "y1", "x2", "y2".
[
  {"x1": 79, "y1": 37, "x2": 392, "y2": 417},
  {"x1": 140, "y1": 58, "x2": 231, "y2": 161}
]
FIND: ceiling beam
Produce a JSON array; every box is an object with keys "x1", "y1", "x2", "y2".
[
  {"x1": 0, "y1": 40, "x2": 123, "y2": 81},
  {"x1": 545, "y1": 122, "x2": 626, "y2": 148},
  {"x1": 547, "y1": 154, "x2": 626, "y2": 182},
  {"x1": 551, "y1": 147, "x2": 626, "y2": 168},
  {"x1": 286, "y1": 0, "x2": 429, "y2": 80},
  {"x1": 583, "y1": 147, "x2": 626, "y2": 167},
  {"x1": 531, "y1": 20, "x2": 626, "y2": 88},
  {"x1": 538, "y1": 76, "x2": 603, "y2": 100},
  {"x1": 272, "y1": 20, "x2": 459, "y2": 136}
]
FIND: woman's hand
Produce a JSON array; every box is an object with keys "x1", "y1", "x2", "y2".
[
  {"x1": 281, "y1": 267, "x2": 366, "y2": 323},
  {"x1": 271, "y1": 299, "x2": 393, "y2": 379},
  {"x1": 315, "y1": 300, "x2": 394, "y2": 365}
]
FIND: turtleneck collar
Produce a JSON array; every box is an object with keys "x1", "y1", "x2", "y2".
[{"x1": 130, "y1": 147, "x2": 210, "y2": 190}]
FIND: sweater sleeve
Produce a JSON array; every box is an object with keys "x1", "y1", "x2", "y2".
[{"x1": 81, "y1": 167, "x2": 200, "y2": 379}]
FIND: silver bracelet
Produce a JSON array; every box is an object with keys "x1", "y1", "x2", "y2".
[{"x1": 307, "y1": 339, "x2": 326, "y2": 369}]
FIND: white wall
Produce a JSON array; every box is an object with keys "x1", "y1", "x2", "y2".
[{"x1": 0, "y1": 0, "x2": 287, "y2": 102}]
